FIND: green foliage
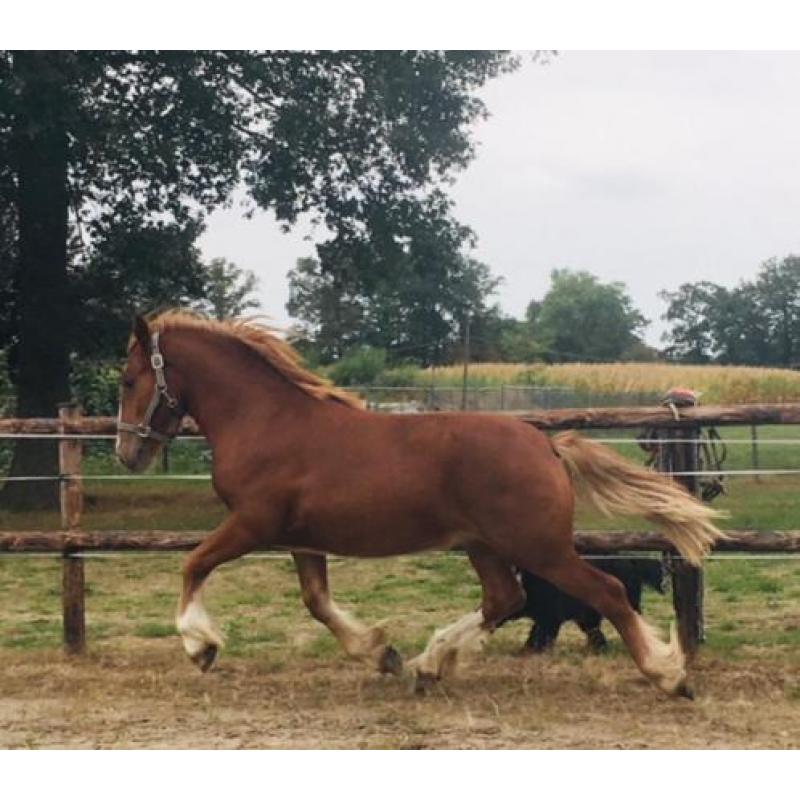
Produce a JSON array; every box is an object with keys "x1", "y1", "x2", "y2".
[
  {"x1": 0, "y1": 201, "x2": 15, "y2": 352},
  {"x1": 753, "y1": 256, "x2": 800, "y2": 365},
  {"x1": 70, "y1": 217, "x2": 207, "y2": 359},
  {"x1": 288, "y1": 245, "x2": 502, "y2": 365},
  {"x1": 532, "y1": 269, "x2": 648, "y2": 362},
  {"x1": 497, "y1": 322, "x2": 545, "y2": 363},
  {"x1": 327, "y1": 347, "x2": 388, "y2": 386},
  {"x1": 287, "y1": 256, "x2": 365, "y2": 362},
  {"x1": 376, "y1": 364, "x2": 422, "y2": 387},
  {"x1": 69, "y1": 359, "x2": 121, "y2": 416},
  {"x1": 619, "y1": 340, "x2": 661, "y2": 362},
  {"x1": 661, "y1": 254, "x2": 800, "y2": 366},
  {"x1": 194, "y1": 258, "x2": 261, "y2": 321},
  {"x1": 0, "y1": 349, "x2": 12, "y2": 413},
  {"x1": 74, "y1": 243, "x2": 261, "y2": 361},
  {"x1": 0, "y1": 48, "x2": 518, "y2": 387},
  {"x1": 467, "y1": 309, "x2": 544, "y2": 363},
  {"x1": 1, "y1": 48, "x2": 517, "y2": 284}
]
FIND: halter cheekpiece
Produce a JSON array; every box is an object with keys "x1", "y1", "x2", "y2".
[{"x1": 117, "y1": 331, "x2": 182, "y2": 444}]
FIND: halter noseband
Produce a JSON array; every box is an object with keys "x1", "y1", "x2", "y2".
[{"x1": 117, "y1": 331, "x2": 183, "y2": 444}]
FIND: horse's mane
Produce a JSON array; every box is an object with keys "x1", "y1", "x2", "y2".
[{"x1": 148, "y1": 310, "x2": 365, "y2": 409}]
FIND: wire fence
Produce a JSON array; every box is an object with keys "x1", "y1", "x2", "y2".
[
  {"x1": 0, "y1": 433, "x2": 800, "y2": 482},
  {"x1": 2, "y1": 412, "x2": 799, "y2": 524},
  {"x1": 353, "y1": 384, "x2": 664, "y2": 411},
  {"x1": 3, "y1": 432, "x2": 800, "y2": 482}
]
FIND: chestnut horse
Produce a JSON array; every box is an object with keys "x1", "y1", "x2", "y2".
[{"x1": 116, "y1": 311, "x2": 723, "y2": 697}]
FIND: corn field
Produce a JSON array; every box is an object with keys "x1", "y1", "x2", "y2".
[{"x1": 420, "y1": 362, "x2": 800, "y2": 405}]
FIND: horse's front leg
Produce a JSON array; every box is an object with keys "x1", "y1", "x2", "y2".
[
  {"x1": 292, "y1": 552, "x2": 403, "y2": 675},
  {"x1": 177, "y1": 515, "x2": 262, "y2": 671}
]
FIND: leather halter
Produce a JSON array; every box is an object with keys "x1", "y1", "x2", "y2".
[{"x1": 117, "y1": 331, "x2": 183, "y2": 444}]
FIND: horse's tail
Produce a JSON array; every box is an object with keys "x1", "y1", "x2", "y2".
[{"x1": 551, "y1": 431, "x2": 726, "y2": 567}]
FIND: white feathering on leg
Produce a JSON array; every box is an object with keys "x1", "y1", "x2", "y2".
[
  {"x1": 411, "y1": 610, "x2": 488, "y2": 679},
  {"x1": 176, "y1": 594, "x2": 224, "y2": 658},
  {"x1": 637, "y1": 617, "x2": 687, "y2": 694}
]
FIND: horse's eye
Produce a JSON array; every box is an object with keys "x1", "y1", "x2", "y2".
[{"x1": 122, "y1": 377, "x2": 135, "y2": 390}]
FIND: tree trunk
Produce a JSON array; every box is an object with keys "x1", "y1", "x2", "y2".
[{"x1": 1, "y1": 52, "x2": 71, "y2": 510}]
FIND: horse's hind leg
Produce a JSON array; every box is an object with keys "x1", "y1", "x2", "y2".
[
  {"x1": 177, "y1": 515, "x2": 263, "y2": 671},
  {"x1": 292, "y1": 553, "x2": 403, "y2": 675},
  {"x1": 529, "y1": 553, "x2": 690, "y2": 696},
  {"x1": 411, "y1": 545, "x2": 524, "y2": 692}
]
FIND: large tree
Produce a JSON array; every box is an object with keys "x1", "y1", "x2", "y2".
[
  {"x1": 287, "y1": 204, "x2": 501, "y2": 365},
  {"x1": 659, "y1": 281, "x2": 722, "y2": 363},
  {"x1": 195, "y1": 258, "x2": 260, "y2": 321},
  {"x1": 754, "y1": 256, "x2": 800, "y2": 367},
  {"x1": 532, "y1": 269, "x2": 648, "y2": 362},
  {"x1": 661, "y1": 255, "x2": 800, "y2": 366},
  {"x1": 0, "y1": 50, "x2": 517, "y2": 506}
]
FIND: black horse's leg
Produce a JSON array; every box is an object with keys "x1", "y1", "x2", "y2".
[
  {"x1": 523, "y1": 618, "x2": 561, "y2": 653},
  {"x1": 576, "y1": 610, "x2": 608, "y2": 652}
]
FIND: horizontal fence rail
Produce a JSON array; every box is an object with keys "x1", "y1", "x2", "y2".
[
  {"x1": 2, "y1": 529, "x2": 800, "y2": 554},
  {"x1": 8, "y1": 469, "x2": 800, "y2": 484},
  {"x1": 3, "y1": 402, "x2": 800, "y2": 434}
]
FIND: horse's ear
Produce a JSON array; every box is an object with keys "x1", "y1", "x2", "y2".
[{"x1": 132, "y1": 314, "x2": 151, "y2": 354}]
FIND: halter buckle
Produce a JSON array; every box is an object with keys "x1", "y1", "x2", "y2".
[
  {"x1": 151, "y1": 353, "x2": 165, "y2": 370},
  {"x1": 163, "y1": 391, "x2": 179, "y2": 409}
]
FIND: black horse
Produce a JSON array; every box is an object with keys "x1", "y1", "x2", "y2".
[{"x1": 503, "y1": 558, "x2": 666, "y2": 653}]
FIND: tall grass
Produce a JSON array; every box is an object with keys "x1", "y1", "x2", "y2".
[{"x1": 420, "y1": 362, "x2": 800, "y2": 404}]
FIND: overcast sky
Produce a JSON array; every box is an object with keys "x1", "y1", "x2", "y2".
[{"x1": 198, "y1": 51, "x2": 800, "y2": 346}]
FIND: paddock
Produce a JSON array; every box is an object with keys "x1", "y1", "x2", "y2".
[
  {"x1": 1, "y1": 402, "x2": 800, "y2": 747},
  {"x1": 1, "y1": 551, "x2": 799, "y2": 748}
]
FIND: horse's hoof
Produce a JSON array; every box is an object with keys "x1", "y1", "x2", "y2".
[
  {"x1": 378, "y1": 645, "x2": 403, "y2": 676},
  {"x1": 414, "y1": 670, "x2": 438, "y2": 696},
  {"x1": 191, "y1": 644, "x2": 218, "y2": 673},
  {"x1": 675, "y1": 682, "x2": 695, "y2": 700}
]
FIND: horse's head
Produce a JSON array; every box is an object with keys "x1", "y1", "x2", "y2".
[{"x1": 115, "y1": 315, "x2": 185, "y2": 472}]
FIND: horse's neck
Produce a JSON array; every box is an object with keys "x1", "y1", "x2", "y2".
[{"x1": 170, "y1": 330, "x2": 313, "y2": 449}]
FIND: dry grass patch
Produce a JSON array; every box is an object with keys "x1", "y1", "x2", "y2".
[{"x1": 1, "y1": 644, "x2": 798, "y2": 749}]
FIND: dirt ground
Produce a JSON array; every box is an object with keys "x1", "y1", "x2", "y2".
[
  {"x1": 2, "y1": 551, "x2": 799, "y2": 749},
  {"x1": 2, "y1": 639, "x2": 799, "y2": 749}
]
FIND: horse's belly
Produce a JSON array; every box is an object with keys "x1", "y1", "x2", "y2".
[
  {"x1": 280, "y1": 504, "x2": 465, "y2": 558},
  {"x1": 279, "y1": 468, "x2": 472, "y2": 557}
]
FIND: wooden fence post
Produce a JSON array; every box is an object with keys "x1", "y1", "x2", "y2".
[
  {"x1": 59, "y1": 402, "x2": 85, "y2": 655},
  {"x1": 656, "y1": 407, "x2": 704, "y2": 657}
]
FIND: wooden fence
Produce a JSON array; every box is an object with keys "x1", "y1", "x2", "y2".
[{"x1": 2, "y1": 400, "x2": 800, "y2": 657}]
